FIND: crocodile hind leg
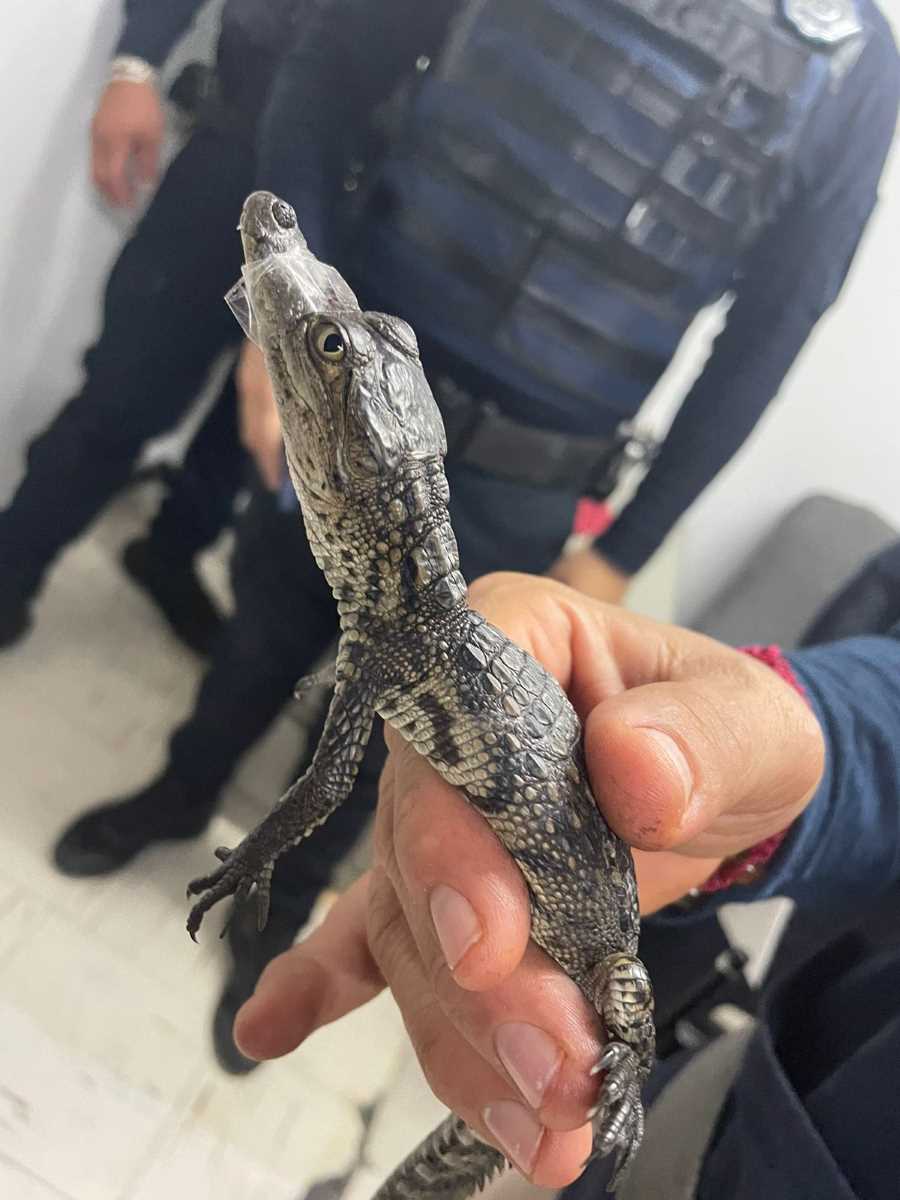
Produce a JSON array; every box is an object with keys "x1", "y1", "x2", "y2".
[{"x1": 588, "y1": 953, "x2": 655, "y2": 1191}]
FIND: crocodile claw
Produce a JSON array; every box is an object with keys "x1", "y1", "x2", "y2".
[
  {"x1": 584, "y1": 1042, "x2": 645, "y2": 1192},
  {"x1": 186, "y1": 840, "x2": 274, "y2": 940}
]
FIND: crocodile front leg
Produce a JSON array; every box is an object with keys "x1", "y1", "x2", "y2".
[{"x1": 186, "y1": 670, "x2": 375, "y2": 938}]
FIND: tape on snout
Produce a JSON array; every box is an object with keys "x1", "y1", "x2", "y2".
[
  {"x1": 224, "y1": 251, "x2": 360, "y2": 344},
  {"x1": 225, "y1": 277, "x2": 257, "y2": 343}
]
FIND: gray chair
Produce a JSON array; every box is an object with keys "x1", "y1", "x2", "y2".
[{"x1": 693, "y1": 493, "x2": 897, "y2": 649}]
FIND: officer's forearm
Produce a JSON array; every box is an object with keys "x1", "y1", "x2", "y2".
[
  {"x1": 116, "y1": 0, "x2": 204, "y2": 68},
  {"x1": 596, "y1": 291, "x2": 819, "y2": 576}
]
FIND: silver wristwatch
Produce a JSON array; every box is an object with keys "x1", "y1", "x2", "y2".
[{"x1": 109, "y1": 54, "x2": 159, "y2": 87}]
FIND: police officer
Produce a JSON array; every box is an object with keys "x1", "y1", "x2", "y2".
[
  {"x1": 46, "y1": 0, "x2": 899, "y2": 1073},
  {"x1": 0, "y1": 0, "x2": 313, "y2": 655}
]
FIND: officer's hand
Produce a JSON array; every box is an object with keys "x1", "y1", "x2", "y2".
[
  {"x1": 548, "y1": 545, "x2": 629, "y2": 604},
  {"x1": 233, "y1": 574, "x2": 824, "y2": 1185},
  {"x1": 236, "y1": 340, "x2": 285, "y2": 490},
  {"x1": 91, "y1": 80, "x2": 164, "y2": 208}
]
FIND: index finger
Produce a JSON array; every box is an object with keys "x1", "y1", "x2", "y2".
[{"x1": 381, "y1": 725, "x2": 532, "y2": 993}]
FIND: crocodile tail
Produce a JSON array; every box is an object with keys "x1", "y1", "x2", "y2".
[{"x1": 373, "y1": 1114, "x2": 506, "y2": 1200}]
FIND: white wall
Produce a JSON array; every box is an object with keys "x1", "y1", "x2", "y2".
[
  {"x1": 0, "y1": 0, "x2": 221, "y2": 505},
  {"x1": 0, "y1": 0, "x2": 123, "y2": 502}
]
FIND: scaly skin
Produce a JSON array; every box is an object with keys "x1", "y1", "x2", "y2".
[{"x1": 186, "y1": 192, "x2": 655, "y2": 1194}]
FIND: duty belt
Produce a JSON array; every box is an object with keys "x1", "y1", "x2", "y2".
[{"x1": 434, "y1": 376, "x2": 657, "y2": 498}]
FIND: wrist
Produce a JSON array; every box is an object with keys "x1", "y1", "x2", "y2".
[
  {"x1": 109, "y1": 55, "x2": 159, "y2": 89},
  {"x1": 696, "y1": 646, "x2": 806, "y2": 896}
]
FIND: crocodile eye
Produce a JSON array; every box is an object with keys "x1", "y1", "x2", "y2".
[{"x1": 312, "y1": 321, "x2": 346, "y2": 363}]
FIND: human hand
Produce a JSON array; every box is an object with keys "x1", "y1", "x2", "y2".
[
  {"x1": 91, "y1": 80, "x2": 164, "y2": 207},
  {"x1": 233, "y1": 573, "x2": 824, "y2": 1184},
  {"x1": 547, "y1": 545, "x2": 629, "y2": 604},
  {"x1": 237, "y1": 340, "x2": 285, "y2": 490}
]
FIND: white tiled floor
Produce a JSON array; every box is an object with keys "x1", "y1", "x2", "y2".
[
  {"x1": 0, "y1": 483, "x2": 692, "y2": 1200},
  {"x1": 0, "y1": 484, "x2": 442, "y2": 1200}
]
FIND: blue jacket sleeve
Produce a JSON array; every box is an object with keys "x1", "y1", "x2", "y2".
[
  {"x1": 255, "y1": 0, "x2": 458, "y2": 257},
  {"x1": 597, "y1": 28, "x2": 900, "y2": 576},
  {"x1": 115, "y1": 0, "x2": 205, "y2": 68},
  {"x1": 664, "y1": 625, "x2": 900, "y2": 922}
]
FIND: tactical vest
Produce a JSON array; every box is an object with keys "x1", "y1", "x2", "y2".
[
  {"x1": 215, "y1": 0, "x2": 307, "y2": 116},
  {"x1": 351, "y1": 0, "x2": 867, "y2": 426},
  {"x1": 220, "y1": 0, "x2": 306, "y2": 53}
]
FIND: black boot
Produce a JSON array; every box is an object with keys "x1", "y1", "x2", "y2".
[
  {"x1": 0, "y1": 596, "x2": 32, "y2": 649},
  {"x1": 212, "y1": 896, "x2": 308, "y2": 1075},
  {"x1": 0, "y1": 564, "x2": 38, "y2": 650},
  {"x1": 122, "y1": 536, "x2": 224, "y2": 657},
  {"x1": 53, "y1": 773, "x2": 213, "y2": 876}
]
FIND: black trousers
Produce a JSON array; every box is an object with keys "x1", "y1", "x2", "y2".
[
  {"x1": 0, "y1": 125, "x2": 253, "y2": 596},
  {"x1": 169, "y1": 469, "x2": 581, "y2": 917}
]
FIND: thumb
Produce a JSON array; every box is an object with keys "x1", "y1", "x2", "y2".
[
  {"x1": 584, "y1": 664, "x2": 822, "y2": 859},
  {"x1": 234, "y1": 874, "x2": 384, "y2": 1060}
]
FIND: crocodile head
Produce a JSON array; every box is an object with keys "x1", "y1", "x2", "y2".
[{"x1": 236, "y1": 191, "x2": 446, "y2": 514}]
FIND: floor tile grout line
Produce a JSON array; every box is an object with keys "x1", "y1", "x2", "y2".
[
  {"x1": 2, "y1": 858, "x2": 224, "y2": 972},
  {"x1": 0, "y1": 870, "x2": 228, "y2": 1051},
  {"x1": 111, "y1": 1055, "x2": 217, "y2": 1200},
  {"x1": 0, "y1": 1147, "x2": 79, "y2": 1200},
  {"x1": 7, "y1": 675, "x2": 197, "y2": 760}
]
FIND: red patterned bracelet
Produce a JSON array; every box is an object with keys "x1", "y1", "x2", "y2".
[{"x1": 697, "y1": 645, "x2": 807, "y2": 895}]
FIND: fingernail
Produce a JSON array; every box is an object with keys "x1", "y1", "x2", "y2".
[
  {"x1": 429, "y1": 885, "x2": 481, "y2": 969},
  {"x1": 483, "y1": 1101, "x2": 545, "y2": 1174},
  {"x1": 495, "y1": 1023, "x2": 563, "y2": 1110},
  {"x1": 232, "y1": 1010, "x2": 260, "y2": 1061},
  {"x1": 638, "y1": 729, "x2": 693, "y2": 809}
]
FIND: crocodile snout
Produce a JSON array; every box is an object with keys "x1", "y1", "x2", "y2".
[{"x1": 239, "y1": 191, "x2": 302, "y2": 260}]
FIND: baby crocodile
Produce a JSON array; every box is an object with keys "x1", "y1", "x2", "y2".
[{"x1": 187, "y1": 191, "x2": 655, "y2": 1195}]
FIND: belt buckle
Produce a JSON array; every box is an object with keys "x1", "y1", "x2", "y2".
[
  {"x1": 438, "y1": 376, "x2": 499, "y2": 458},
  {"x1": 456, "y1": 398, "x2": 502, "y2": 464},
  {"x1": 585, "y1": 423, "x2": 659, "y2": 500}
]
